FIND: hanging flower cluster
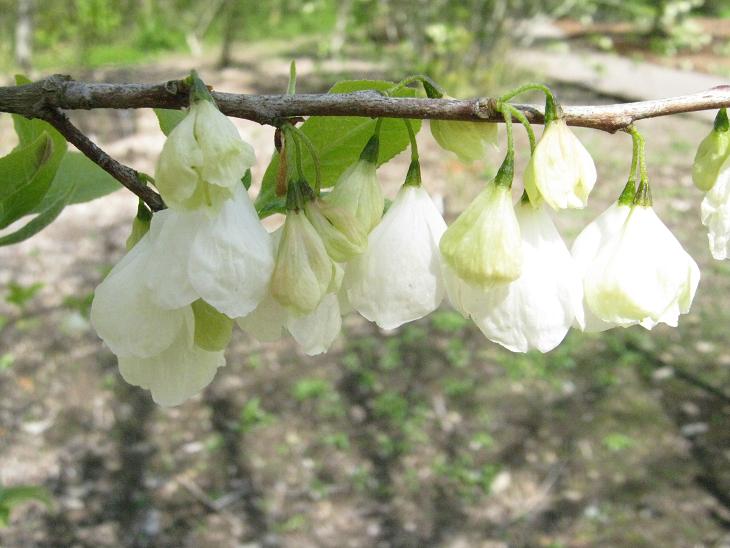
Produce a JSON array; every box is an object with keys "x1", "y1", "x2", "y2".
[{"x1": 90, "y1": 74, "x2": 714, "y2": 407}]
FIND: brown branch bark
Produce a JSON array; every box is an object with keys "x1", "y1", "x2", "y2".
[{"x1": 3, "y1": 75, "x2": 730, "y2": 210}]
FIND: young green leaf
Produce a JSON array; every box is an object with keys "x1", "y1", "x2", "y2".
[
  {"x1": 0, "y1": 179, "x2": 76, "y2": 247},
  {"x1": 255, "y1": 80, "x2": 422, "y2": 215},
  {"x1": 0, "y1": 483, "x2": 52, "y2": 528},
  {"x1": 34, "y1": 152, "x2": 121, "y2": 211}
]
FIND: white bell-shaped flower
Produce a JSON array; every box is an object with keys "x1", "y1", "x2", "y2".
[
  {"x1": 91, "y1": 235, "x2": 226, "y2": 406},
  {"x1": 155, "y1": 99, "x2": 255, "y2": 210},
  {"x1": 524, "y1": 119, "x2": 597, "y2": 210},
  {"x1": 467, "y1": 201, "x2": 584, "y2": 353},
  {"x1": 571, "y1": 200, "x2": 633, "y2": 332},
  {"x1": 144, "y1": 184, "x2": 274, "y2": 318},
  {"x1": 344, "y1": 184, "x2": 447, "y2": 329},
  {"x1": 238, "y1": 229, "x2": 342, "y2": 355},
  {"x1": 583, "y1": 204, "x2": 700, "y2": 329},
  {"x1": 271, "y1": 209, "x2": 335, "y2": 314},
  {"x1": 692, "y1": 108, "x2": 730, "y2": 192},
  {"x1": 325, "y1": 157, "x2": 384, "y2": 234},
  {"x1": 439, "y1": 182, "x2": 522, "y2": 288},
  {"x1": 701, "y1": 157, "x2": 730, "y2": 260}
]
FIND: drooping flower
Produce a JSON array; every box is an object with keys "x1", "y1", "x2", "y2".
[
  {"x1": 237, "y1": 229, "x2": 342, "y2": 355},
  {"x1": 344, "y1": 182, "x2": 447, "y2": 330},
  {"x1": 90, "y1": 235, "x2": 225, "y2": 406},
  {"x1": 524, "y1": 119, "x2": 597, "y2": 210},
  {"x1": 430, "y1": 118, "x2": 498, "y2": 162},
  {"x1": 701, "y1": 156, "x2": 730, "y2": 260},
  {"x1": 305, "y1": 198, "x2": 367, "y2": 262},
  {"x1": 270, "y1": 209, "x2": 335, "y2": 314},
  {"x1": 144, "y1": 184, "x2": 274, "y2": 318},
  {"x1": 583, "y1": 201, "x2": 700, "y2": 329},
  {"x1": 439, "y1": 181, "x2": 521, "y2": 288},
  {"x1": 154, "y1": 98, "x2": 255, "y2": 210},
  {"x1": 692, "y1": 108, "x2": 730, "y2": 192},
  {"x1": 325, "y1": 136, "x2": 384, "y2": 234},
  {"x1": 571, "y1": 200, "x2": 633, "y2": 332},
  {"x1": 468, "y1": 200, "x2": 584, "y2": 352}
]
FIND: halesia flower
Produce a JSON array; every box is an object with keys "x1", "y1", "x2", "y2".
[
  {"x1": 325, "y1": 136, "x2": 384, "y2": 234},
  {"x1": 571, "y1": 200, "x2": 633, "y2": 332},
  {"x1": 439, "y1": 182, "x2": 522, "y2": 288},
  {"x1": 237, "y1": 229, "x2": 342, "y2": 355},
  {"x1": 583, "y1": 203, "x2": 700, "y2": 329},
  {"x1": 430, "y1": 117, "x2": 498, "y2": 163},
  {"x1": 466, "y1": 200, "x2": 584, "y2": 352},
  {"x1": 305, "y1": 198, "x2": 367, "y2": 262},
  {"x1": 90, "y1": 235, "x2": 224, "y2": 406},
  {"x1": 270, "y1": 209, "x2": 335, "y2": 314},
  {"x1": 154, "y1": 99, "x2": 255, "y2": 210},
  {"x1": 692, "y1": 108, "x2": 730, "y2": 192},
  {"x1": 701, "y1": 157, "x2": 730, "y2": 260},
  {"x1": 344, "y1": 183, "x2": 447, "y2": 329},
  {"x1": 144, "y1": 184, "x2": 274, "y2": 318},
  {"x1": 524, "y1": 119, "x2": 597, "y2": 210}
]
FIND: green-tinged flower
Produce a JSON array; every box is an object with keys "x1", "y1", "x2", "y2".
[
  {"x1": 305, "y1": 199, "x2": 367, "y2": 262},
  {"x1": 154, "y1": 99, "x2": 255, "y2": 210},
  {"x1": 430, "y1": 118, "x2": 498, "y2": 162},
  {"x1": 325, "y1": 155, "x2": 384, "y2": 234},
  {"x1": 524, "y1": 119, "x2": 597, "y2": 209},
  {"x1": 692, "y1": 109, "x2": 730, "y2": 192},
  {"x1": 439, "y1": 182, "x2": 521, "y2": 288},
  {"x1": 271, "y1": 210, "x2": 336, "y2": 314},
  {"x1": 191, "y1": 299, "x2": 233, "y2": 352}
]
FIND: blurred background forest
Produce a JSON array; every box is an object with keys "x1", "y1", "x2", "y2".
[{"x1": 1, "y1": 1, "x2": 730, "y2": 546}]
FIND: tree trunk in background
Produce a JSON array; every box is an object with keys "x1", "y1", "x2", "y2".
[
  {"x1": 218, "y1": 0, "x2": 244, "y2": 68},
  {"x1": 15, "y1": 0, "x2": 33, "y2": 72},
  {"x1": 330, "y1": 0, "x2": 352, "y2": 56}
]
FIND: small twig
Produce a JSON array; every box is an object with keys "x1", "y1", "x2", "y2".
[{"x1": 39, "y1": 107, "x2": 165, "y2": 211}]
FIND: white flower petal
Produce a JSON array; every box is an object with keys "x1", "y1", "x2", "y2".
[
  {"x1": 193, "y1": 101, "x2": 255, "y2": 188},
  {"x1": 188, "y1": 185, "x2": 274, "y2": 318},
  {"x1": 236, "y1": 292, "x2": 287, "y2": 343},
  {"x1": 286, "y1": 293, "x2": 342, "y2": 355},
  {"x1": 118, "y1": 313, "x2": 225, "y2": 407},
  {"x1": 701, "y1": 159, "x2": 730, "y2": 260},
  {"x1": 345, "y1": 186, "x2": 446, "y2": 329},
  {"x1": 144, "y1": 208, "x2": 203, "y2": 310},
  {"x1": 90, "y1": 236, "x2": 187, "y2": 358},
  {"x1": 154, "y1": 112, "x2": 204, "y2": 208}
]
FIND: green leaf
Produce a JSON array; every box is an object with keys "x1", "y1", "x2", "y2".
[
  {"x1": 0, "y1": 484, "x2": 52, "y2": 527},
  {"x1": 192, "y1": 299, "x2": 233, "y2": 351},
  {"x1": 154, "y1": 108, "x2": 186, "y2": 136},
  {"x1": 255, "y1": 80, "x2": 421, "y2": 213},
  {"x1": 0, "y1": 179, "x2": 76, "y2": 247},
  {"x1": 34, "y1": 152, "x2": 121, "y2": 211}
]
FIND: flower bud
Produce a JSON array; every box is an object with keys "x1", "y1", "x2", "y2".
[
  {"x1": 305, "y1": 199, "x2": 367, "y2": 262},
  {"x1": 692, "y1": 109, "x2": 730, "y2": 192},
  {"x1": 524, "y1": 119, "x2": 597, "y2": 209},
  {"x1": 155, "y1": 99, "x2": 255, "y2": 210},
  {"x1": 439, "y1": 182, "x2": 521, "y2": 288},
  {"x1": 430, "y1": 118, "x2": 498, "y2": 163},
  {"x1": 325, "y1": 155, "x2": 384, "y2": 234},
  {"x1": 271, "y1": 210, "x2": 335, "y2": 314},
  {"x1": 583, "y1": 205, "x2": 700, "y2": 329}
]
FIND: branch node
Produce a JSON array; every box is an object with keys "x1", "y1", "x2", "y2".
[{"x1": 475, "y1": 97, "x2": 498, "y2": 120}]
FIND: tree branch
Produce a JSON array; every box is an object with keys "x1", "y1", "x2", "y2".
[
  {"x1": 39, "y1": 107, "x2": 165, "y2": 211},
  {"x1": 3, "y1": 75, "x2": 730, "y2": 210},
  {"x1": 2, "y1": 76, "x2": 729, "y2": 132}
]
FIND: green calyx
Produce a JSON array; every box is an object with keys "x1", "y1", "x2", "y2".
[
  {"x1": 617, "y1": 179, "x2": 637, "y2": 206},
  {"x1": 285, "y1": 179, "x2": 315, "y2": 211},
  {"x1": 192, "y1": 299, "x2": 233, "y2": 352},
  {"x1": 714, "y1": 108, "x2": 729, "y2": 132},
  {"x1": 360, "y1": 134, "x2": 380, "y2": 164},
  {"x1": 493, "y1": 150, "x2": 515, "y2": 189},
  {"x1": 187, "y1": 70, "x2": 215, "y2": 104},
  {"x1": 632, "y1": 180, "x2": 652, "y2": 207},
  {"x1": 543, "y1": 93, "x2": 559, "y2": 125},
  {"x1": 403, "y1": 159, "x2": 422, "y2": 187}
]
